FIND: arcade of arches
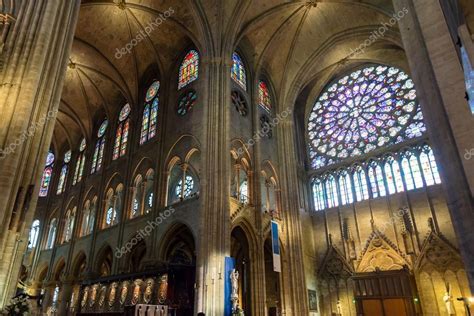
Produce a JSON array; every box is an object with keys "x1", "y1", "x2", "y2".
[{"x1": 0, "y1": 1, "x2": 474, "y2": 315}]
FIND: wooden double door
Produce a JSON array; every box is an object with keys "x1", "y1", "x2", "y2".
[{"x1": 353, "y1": 270, "x2": 419, "y2": 316}]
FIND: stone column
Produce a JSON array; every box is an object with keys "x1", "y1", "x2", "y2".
[
  {"x1": 0, "y1": 0, "x2": 80, "y2": 308},
  {"x1": 195, "y1": 55, "x2": 232, "y2": 316},
  {"x1": 392, "y1": 0, "x2": 474, "y2": 291},
  {"x1": 275, "y1": 117, "x2": 310, "y2": 315}
]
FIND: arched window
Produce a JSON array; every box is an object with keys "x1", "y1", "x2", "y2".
[
  {"x1": 63, "y1": 207, "x2": 76, "y2": 243},
  {"x1": 338, "y1": 171, "x2": 353, "y2": 205},
  {"x1": 312, "y1": 179, "x2": 326, "y2": 211},
  {"x1": 353, "y1": 166, "x2": 369, "y2": 202},
  {"x1": 420, "y1": 146, "x2": 441, "y2": 186},
  {"x1": 39, "y1": 151, "x2": 55, "y2": 197},
  {"x1": 131, "y1": 175, "x2": 143, "y2": 218},
  {"x1": 409, "y1": 154, "x2": 423, "y2": 188},
  {"x1": 401, "y1": 157, "x2": 414, "y2": 190},
  {"x1": 81, "y1": 200, "x2": 91, "y2": 237},
  {"x1": 175, "y1": 175, "x2": 195, "y2": 199},
  {"x1": 258, "y1": 80, "x2": 271, "y2": 112},
  {"x1": 140, "y1": 80, "x2": 160, "y2": 144},
  {"x1": 307, "y1": 64, "x2": 426, "y2": 169},
  {"x1": 113, "y1": 104, "x2": 131, "y2": 160},
  {"x1": 46, "y1": 218, "x2": 57, "y2": 249},
  {"x1": 325, "y1": 175, "x2": 339, "y2": 208},
  {"x1": 91, "y1": 120, "x2": 108, "y2": 174},
  {"x1": 144, "y1": 170, "x2": 154, "y2": 214},
  {"x1": 81, "y1": 197, "x2": 97, "y2": 236},
  {"x1": 384, "y1": 156, "x2": 403, "y2": 194},
  {"x1": 104, "y1": 189, "x2": 115, "y2": 227},
  {"x1": 73, "y1": 138, "x2": 86, "y2": 185},
  {"x1": 239, "y1": 180, "x2": 249, "y2": 204},
  {"x1": 28, "y1": 220, "x2": 40, "y2": 249},
  {"x1": 178, "y1": 49, "x2": 199, "y2": 89},
  {"x1": 57, "y1": 150, "x2": 71, "y2": 195},
  {"x1": 231, "y1": 52, "x2": 247, "y2": 90},
  {"x1": 104, "y1": 185, "x2": 122, "y2": 228}
]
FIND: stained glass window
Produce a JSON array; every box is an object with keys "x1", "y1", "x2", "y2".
[
  {"x1": 258, "y1": 81, "x2": 271, "y2": 112},
  {"x1": 46, "y1": 218, "x2": 57, "y2": 249},
  {"x1": 311, "y1": 145, "x2": 440, "y2": 212},
  {"x1": 113, "y1": 104, "x2": 130, "y2": 160},
  {"x1": 308, "y1": 64, "x2": 426, "y2": 169},
  {"x1": 63, "y1": 207, "x2": 76, "y2": 243},
  {"x1": 353, "y1": 166, "x2": 369, "y2": 202},
  {"x1": 140, "y1": 81, "x2": 160, "y2": 144},
  {"x1": 460, "y1": 46, "x2": 474, "y2": 114},
  {"x1": 39, "y1": 151, "x2": 55, "y2": 197},
  {"x1": 177, "y1": 90, "x2": 197, "y2": 116},
  {"x1": 338, "y1": 171, "x2": 353, "y2": 205},
  {"x1": 312, "y1": 179, "x2": 325, "y2": 210},
  {"x1": 178, "y1": 50, "x2": 199, "y2": 89},
  {"x1": 325, "y1": 175, "x2": 339, "y2": 208},
  {"x1": 176, "y1": 175, "x2": 194, "y2": 199},
  {"x1": 57, "y1": 165, "x2": 68, "y2": 195},
  {"x1": 28, "y1": 220, "x2": 40, "y2": 249},
  {"x1": 231, "y1": 52, "x2": 247, "y2": 90},
  {"x1": 91, "y1": 120, "x2": 107, "y2": 173},
  {"x1": 56, "y1": 150, "x2": 71, "y2": 195},
  {"x1": 73, "y1": 138, "x2": 86, "y2": 185},
  {"x1": 239, "y1": 180, "x2": 248, "y2": 204}
]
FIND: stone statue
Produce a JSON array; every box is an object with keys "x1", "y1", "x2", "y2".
[
  {"x1": 230, "y1": 269, "x2": 239, "y2": 311},
  {"x1": 336, "y1": 299, "x2": 343, "y2": 316},
  {"x1": 443, "y1": 291, "x2": 454, "y2": 315}
]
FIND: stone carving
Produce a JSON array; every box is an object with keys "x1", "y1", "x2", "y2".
[{"x1": 230, "y1": 268, "x2": 239, "y2": 311}]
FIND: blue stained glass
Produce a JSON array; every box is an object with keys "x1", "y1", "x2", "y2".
[
  {"x1": 231, "y1": 52, "x2": 247, "y2": 90},
  {"x1": 461, "y1": 46, "x2": 474, "y2": 114}
]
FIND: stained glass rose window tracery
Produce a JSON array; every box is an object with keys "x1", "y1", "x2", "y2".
[
  {"x1": 140, "y1": 80, "x2": 160, "y2": 144},
  {"x1": 308, "y1": 64, "x2": 426, "y2": 169}
]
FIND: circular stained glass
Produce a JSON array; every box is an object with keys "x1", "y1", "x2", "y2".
[
  {"x1": 98, "y1": 119, "x2": 108, "y2": 137},
  {"x1": 146, "y1": 81, "x2": 160, "y2": 102},
  {"x1": 177, "y1": 90, "x2": 197, "y2": 116},
  {"x1": 64, "y1": 150, "x2": 72, "y2": 163},
  {"x1": 308, "y1": 64, "x2": 426, "y2": 169},
  {"x1": 119, "y1": 104, "x2": 131, "y2": 122},
  {"x1": 79, "y1": 138, "x2": 86, "y2": 152},
  {"x1": 45, "y1": 151, "x2": 55, "y2": 166},
  {"x1": 231, "y1": 90, "x2": 248, "y2": 116}
]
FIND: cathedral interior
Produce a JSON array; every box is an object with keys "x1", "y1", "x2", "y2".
[{"x1": 0, "y1": 0, "x2": 474, "y2": 315}]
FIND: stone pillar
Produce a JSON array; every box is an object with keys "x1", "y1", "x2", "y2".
[
  {"x1": 392, "y1": 0, "x2": 474, "y2": 291},
  {"x1": 195, "y1": 55, "x2": 232, "y2": 315},
  {"x1": 275, "y1": 117, "x2": 310, "y2": 315},
  {"x1": 0, "y1": 0, "x2": 80, "y2": 308}
]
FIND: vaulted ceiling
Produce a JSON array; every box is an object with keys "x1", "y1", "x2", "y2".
[{"x1": 54, "y1": 0, "x2": 416, "y2": 153}]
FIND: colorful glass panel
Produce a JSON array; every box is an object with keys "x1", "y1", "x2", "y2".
[
  {"x1": 140, "y1": 105, "x2": 150, "y2": 145},
  {"x1": 231, "y1": 52, "x2": 247, "y2": 90},
  {"x1": 98, "y1": 120, "x2": 108, "y2": 137},
  {"x1": 119, "y1": 103, "x2": 131, "y2": 122},
  {"x1": 178, "y1": 50, "x2": 199, "y2": 89},
  {"x1": 146, "y1": 80, "x2": 160, "y2": 102},
  {"x1": 258, "y1": 81, "x2": 271, "y2": 111},
  {"x1": 177, "y1": 90, "x2": 197, "y2": 116},
  {"x1": 461, "y1": 46, "x2": 474, "y2": 113},
  {"x1": 308, "y1": 64, "x2": 426, "y2": 169}
]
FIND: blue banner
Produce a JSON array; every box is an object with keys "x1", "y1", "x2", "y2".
[
  {"x1": 224, "y1": 257, "x2": 236, "y2": 316},
  {"x1": 271, "y1": 221, "x2": 281, "y2": 272}
]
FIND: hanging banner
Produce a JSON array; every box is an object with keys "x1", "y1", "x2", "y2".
[
  {"x1": 271, "y1": 220, "x2": 281, "y2": 272},
  {"x1": 224, "y1": 257, "x2": 236, "y2": 316}
]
